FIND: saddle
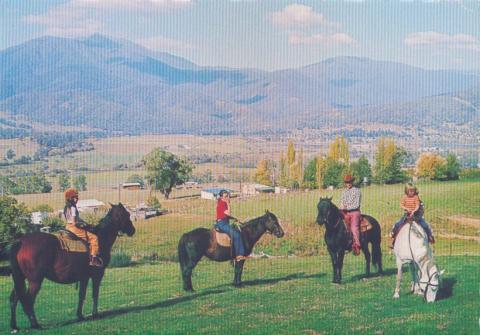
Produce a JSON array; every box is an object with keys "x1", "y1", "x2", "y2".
[
  {"x1": 211, "y1": 228, "x2": 231, "y2": 248},
  {"x1": 341, "y1": 212, "x2": 373, "y2": 233},
  {"x1": 53, "y1": 230, "x2": 88, "y2": 253}
]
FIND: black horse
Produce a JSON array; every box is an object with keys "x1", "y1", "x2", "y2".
[
  {"x1": 178, "y1": 211, "x2": 284, "y2": 291},
  {"x1": 316, "y1": 197, "x2": 382, "y2": 284}
]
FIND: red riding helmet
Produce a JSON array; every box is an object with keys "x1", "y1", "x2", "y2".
[
  {"x1": 343, "y1": 175, "x2": 355, "y2": 183},
  {"x1": 64, "y1": 188, "x2": 79, "y2": 201}
]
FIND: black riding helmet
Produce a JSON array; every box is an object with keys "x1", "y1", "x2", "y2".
[{"x1": 218, "y1": 189, "x2": 230, "y2": 197}]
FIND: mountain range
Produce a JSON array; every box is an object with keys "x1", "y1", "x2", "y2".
[{"x1": 1, "y1": 34, "x2": 479, "y2": 135}]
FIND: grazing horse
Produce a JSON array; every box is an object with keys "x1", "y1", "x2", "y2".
[
  {"x1": 178, "y1": 211, "x2": 284, "y2": 291},
  {"x1": 316, "y1": 197, "x2": 382, "y2": 284},
  {"x1": 9, "y1": 203, "x2": 135, "y2": 332},
  {"x1": 393, "y1": 220, "x2": 442, "y2": 302}
]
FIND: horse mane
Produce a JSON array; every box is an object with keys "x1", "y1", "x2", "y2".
[{"x1": 241, "y1": 212, "x2": 269, "y2": 228}]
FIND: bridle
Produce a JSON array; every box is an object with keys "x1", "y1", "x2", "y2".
[{"x1": 407, "y1": 222, "x2": 440, "y2": 300}]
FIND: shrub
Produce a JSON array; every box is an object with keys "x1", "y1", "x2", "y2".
[
  {"x1": 42, "y1": 217, "x2": 65, "y2": 232},
  {"x1": 109, "y1": 252, "x2": 133, "y2": 268}
]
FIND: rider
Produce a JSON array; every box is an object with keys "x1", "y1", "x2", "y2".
[
  {"x1": 214, "y1": 190, "x2": 248, "y2": 262},
  {"x1": 64, "y1": 188, "x2": 103, "y2": 267},
  {"x1": 389, "y1": 183, "x2": 435, "y2": 248},
  {"x1": 340, "y1": 175, "x2": 362, "y2": 256}
]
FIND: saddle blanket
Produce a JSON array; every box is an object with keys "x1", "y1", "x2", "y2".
[{"x1": 54, "y1": 231, "x2": 88, "y2": 253}]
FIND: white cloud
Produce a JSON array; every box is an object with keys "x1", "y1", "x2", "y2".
[
  {"x1": 271, "y1": 4, "x2": 339, "y2": 30},
  {"x1": 74, "y1": 0, "x2": 192, "y2": 10},
  {"x1": 405, "y1": 31, "x2": 480, "y2": 52},
  {"x1": 24, "y1": 6, "x2": 103, "y2": 37},
  {"x1": 289, "y1": 32, "x2": 356, "y2": 46},
  {"x1": 137, "y1": 36, "x2": 194, "y2": 52},
  {"x1": 24, "y1": 0, "x2": 192, "y2": 37}
]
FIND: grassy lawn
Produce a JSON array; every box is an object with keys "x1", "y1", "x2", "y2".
[{"x1": 0, "y1": 256, "x2": 478, "y2": 334}]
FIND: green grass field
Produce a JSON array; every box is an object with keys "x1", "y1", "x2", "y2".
[
  {"x1": 0, "y1": 256, "x2": 478, "y2": 334},
  {"x1": 2, "y1": 180, "x2": 479, "y2": 334}
]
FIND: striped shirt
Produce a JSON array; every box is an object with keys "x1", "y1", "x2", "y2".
[
  {"x1": 401, "y1": 195, "x2": 420, "y2": 213},
  {"x1": 340, "y1": 187, "x2": 361, "y2": 211}
]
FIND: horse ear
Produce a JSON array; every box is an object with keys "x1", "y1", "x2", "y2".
[
  {"x1": 265, "y1": 210, "x2": 270, "y2": 214},
  {"x1": 109, "y1": 202, "x2": 115, "y2": 207}
]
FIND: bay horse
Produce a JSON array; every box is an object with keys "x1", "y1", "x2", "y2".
[
  {"x1": 178, "y1": 211, "x2": 284, "y2": 291},
  {"x1": 8, "y1": 203, "x2": 135, "y2": 332},
  {"x1": 316, "y1": 197, "x2": 382, "y2": 284},
  {"x1": 393, "y1": 220, "x2": 443, "y2": 302}
]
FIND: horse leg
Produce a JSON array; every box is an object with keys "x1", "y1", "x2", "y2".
[
  {"x1": 10, "y1": 289, "x2": 20, "y2": 332},
  {"x1": 393, "y1": 259, "x2": 403, "y2": 299},
  {"x1": 328, "y1": 249, "x2": 339, "y2": 283},
  {"x1": 91, "y1": 273, "x2": 104, "y2": 319},
  {"x1": 372, "y1": 240, "x2": 383, "y2": 274},
  {"x1": 361, "y1": 242, "x2": 371, "y2": 277},
  {"x1": 24, "y1": 279, "x2": 43, "y2": 329},
  {"x1": 409, "y1": 263, "x2": 420, "y2": 294},
  {"x1": 77, "y1": 278, "x2": 89, "y2": 321},
  {"x1": 233, "y1": 260, "x2": 245, "y2": 287},
  {"x1": 179, "y1": 239, "x2": 203, "y2": 292},
  {"x1": 336, "y1": 250, "x2": 345, "y2": 283}
]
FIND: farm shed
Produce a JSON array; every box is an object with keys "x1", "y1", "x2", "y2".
[
  {"x1": 77, "y1": 199, "x2": 105, "y2": 213},
  {"x1": 122, "y1": 182, "x2": 142, "y2": 190},
  {"x1": 242, "y1": 183, "x2": 274, "y2": 195}
]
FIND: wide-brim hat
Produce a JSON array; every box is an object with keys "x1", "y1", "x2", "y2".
[{"x1": 343, "y1": 175, "x2": 355, "y2": 183}]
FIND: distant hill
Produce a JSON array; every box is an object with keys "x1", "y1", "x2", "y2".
[{"x1": 1, "y1": 34, "x2": 479, "y2": 135}]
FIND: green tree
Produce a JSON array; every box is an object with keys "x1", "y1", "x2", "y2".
[
  {"x1": 73, "y1": 175, "x2": 87, "y2": 191},
  {"x1": 444, "y1": 153, "x2": 461, "y2": 180},
  {"x1": 143, "y1": 149, "x2": 192, "y2": 199},
  {"x1": 322, "y1": 159, "x2": 346, "y2": 188},
  {"x1": 303, "y1": 158, "x2": 318, "y2": 189},
  {"x1": 126, "y1": 174, "x2": 145, "y2": 188},
  {"x1": 328, "y1": 136, "x2": 349, "y2": 164},
  {"x1": 15, "y1": 174, "x2": 52, "y2": 194},
  {"x1": 316, "y1": 155, "x2": 326, "y2": 189},
  {"x1": 31, "y1": 204, "x2": 53, "y2": 213},
  {"x1": 374, "y1": 138, "x2": 407, "y2": 184},
  {"x1": 255, "y1": 159, "x2": 273, "y2": 186},
  {"x1": 58, "y1": 173, "x2": 70, "y2": 192},
  {"x1": 350, "y1": 155, "x2": 372, "y2": 186},
  {"x1": 287, "y1": 140, "x2": 296, "y2": 166},
  {"x1": 0, "y1": 196, "x2": 33, "y2": 245},
  {"x1": 279, "y1": 152, "x2": 288, "y2": 187}
]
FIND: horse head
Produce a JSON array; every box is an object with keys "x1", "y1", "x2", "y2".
[
  {"x1": 420, "y1": 263, "x2": 442, "y2": 303},
  {"x1": 264, "y1": 210, "x2": 284, "y2": 238},
  {"x1": 316, "y1": 197, "x2": 333, "y2": 226},
  {"x1": 109, "y1": 202, "x2": 136, "y2": 237}
]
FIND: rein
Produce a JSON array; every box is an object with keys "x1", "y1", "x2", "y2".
[{"x1": 407, "y1": 222, "x2": 439, "y2": 299}]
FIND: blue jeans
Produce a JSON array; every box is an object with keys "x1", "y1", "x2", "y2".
[
  {"x1": 215, "y1": 220, "x2": 245, "y2": 257},
  {"x1": 392, "y1": 215, "x2": 433, "y2": 238}
]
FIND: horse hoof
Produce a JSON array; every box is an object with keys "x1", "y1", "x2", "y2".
[
  {"x1": 393, "y1": 293, "x2": 400, "y2": 299},
  {"x1": 77, "y1": 315, "x2": 85, "y2": 322},
  {"x1": 233, "y1": 283, "x2": 244, "y2": 288},
  {"x1": 11, "y1": 329, "x2": 19, "y2": 334}
]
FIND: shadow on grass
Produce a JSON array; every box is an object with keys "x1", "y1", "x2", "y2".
[
  {"x1": 241, "y1": 272, "x2": 326, "y2": 287},
  {"x1": 56, "y1": 288, "x2": 227, "y2": 328},
  {"x1": 436, "y1": 277, "x2": 456, "y2": 301},
  {"x1": 347, "y1": 267, "x2": 396, "y2": 283}
]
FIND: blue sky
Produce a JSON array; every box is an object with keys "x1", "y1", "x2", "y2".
[{"x1": 1, "y1": 0, "x2": 480, "y2": 71}]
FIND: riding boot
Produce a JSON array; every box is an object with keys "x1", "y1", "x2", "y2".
[
  {"x1": 352, "y1": 244, "x2": 361, "y2": 256},
  {"x1": 428, "y1": 235, "x2": 435, "y2": 244},
  {"x1": 89, "y1": 255, "x2": 103, "y2": 267}
]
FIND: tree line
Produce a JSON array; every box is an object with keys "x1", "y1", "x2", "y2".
[{"x1": 255, "y1": 137, "x2": 463, "y2": 189}]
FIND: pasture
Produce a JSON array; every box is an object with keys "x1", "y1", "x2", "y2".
[
  {"x1": 0, "y1": 256, "x2": 478, "y2": 334},
  {"x1": 2, "y1": 180, "x2": 479, "y2": 333}
]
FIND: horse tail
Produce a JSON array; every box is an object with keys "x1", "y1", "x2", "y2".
[
  {"x1": 366, "y1": 216, "x2": 383, "y2": 271},
  {"x1": 9, "y1": 241, "x2": 26, "y2": 295},
  {"x1": 177, "y1": 234, "x2": 189, "y2": 272},
  {"x1": 0, "y1": 242, "x2": 13, "y2": 276}
]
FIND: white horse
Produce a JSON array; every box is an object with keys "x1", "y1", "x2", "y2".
[{"x1": 393, "y1": 221, "x2": 443, "y2": 302}]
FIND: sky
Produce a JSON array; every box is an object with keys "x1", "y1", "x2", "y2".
[{"x1": 1, "y1": 0, "x2": 480, "y2": 71}]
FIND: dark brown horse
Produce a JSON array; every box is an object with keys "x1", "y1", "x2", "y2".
[
  {"x1": 178, "y1": 211, "x2": 284, "y2": 291},
  {"x1": 8, "y1": 203, "x2": 135, "y2": 332}
]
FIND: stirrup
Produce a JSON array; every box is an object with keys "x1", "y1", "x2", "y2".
[{"x1": 89, "y1": 256, "x2": 104, "y2": 267}]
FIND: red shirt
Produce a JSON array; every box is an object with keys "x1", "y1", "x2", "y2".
[{"x1": 216, "y1": 200, "x2": 228, "y2": 221}]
